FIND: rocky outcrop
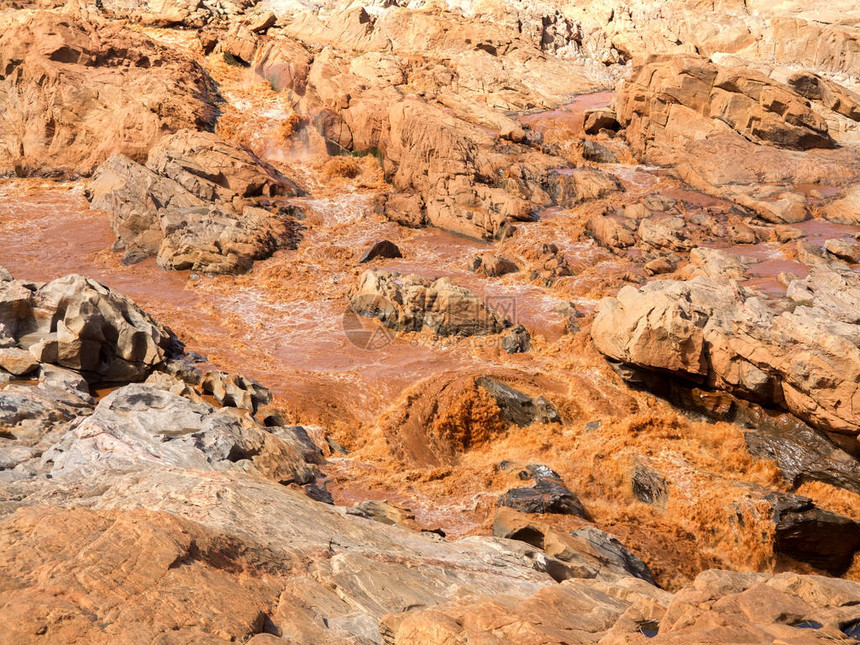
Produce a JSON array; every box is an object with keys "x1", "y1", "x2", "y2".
[
  {"x1": 0, "y1": 11, "x2": 218, "y2": 176},
  {"x1": 618, "y1": 54, "x2": 834, "y2": 153},
  {"x1": 88, "y1": 130, "x2": 302, "y2": 273},
  {"x1": 43, "y1": 384, "x2": 318, "y2": 486},
  {"x1": 592, "y1": 268, "x2": 860, "y2": 440},
  {"x1": 0, "y1": 270, "x2": 172, "y2": 383},
  {"x1": 351, "y1": 269, "x2": 509, "y2": 337}
]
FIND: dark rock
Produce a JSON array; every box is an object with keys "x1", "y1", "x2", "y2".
[
  {"x1": 632, "y1": 463, "x2": 669, "y2": 507},
  {"x1": 475, "y1": 377, "x2": 560, "y2": 427},
  {"x1": 304, "y1": 482, "x2": 334, "y2": 505},
  {"x1": 358, "y1": 240, "x2": 403, "y2": 263},
  {"x1": 580, "y1": 140, "x2": 618, "y2": 163},
  {"x1": 571, "y1": 526, "x2": 656, "y2": 585},
  {"x1": 499, "y1": 477, "x2": 586, "y2": 518},
  {"x1": 767, "y1": 491, "x2": 860, "y2": 575},
  {"x1": 745, "y1": 418, "x2": 860, "y2": 495},
  {"x1": 502, "y1": 325, "x2": 531, "y2": 354}
]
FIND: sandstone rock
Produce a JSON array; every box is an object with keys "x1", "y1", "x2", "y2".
[
  {"x1": 824, "y1": 186, "x2": 860, "y2": 224},
  {"x1": 157, "y1": 205, "x2": 295, "y2": 274},
  {"x1": 0, "y1": 348, "x2": 38, "y2": 377},
  {"x1": 147, "y1": 130, "x2": 300, "y2": 203},
  {"x1": 1, "y1": 272, "x2": 171, "y2": 383},
  {"x1": 0, "y1": 11, "x2": 218, "y2": 176},
  {"x1": 638, "y1": 216, "x2": 692, "y2": 251},
  {"x1": 644, "y1": 256, "x2": 676, "y2": 275},
  {"x1": 592, "y1": 269, "x2": 860, "y2": 438},
  {"x1": 351, "y1": 269, "x2": 509, "y2": 336},
  {"x1": 492, "y1": 507, "x2": 654, "y2": 583},
  {"x1": 618, "y1": 54, "x2": 834, "y2": 153},
  {"x1": 584, "y1": 108, "x2": 621, "y2": 134},
  {"x1": 0, "y1": 382, "x2": 93, "y2": 444},
  {"x1": 580, "y1": 139, "x2": 618, "y2": 163},
  {"x1": 88, "y1": 132, "x2": 302, "y2": 273},
  {"x1": 780, "y1": 70, "x2": 860, "y2": 122},
  {"x1": 588, "y1": 212, "x2": 636, "y2": 249},
  {"x1": 359, "y1": 240, "x2": 403, "y2": 263},
  {"x1": 824, "y1": 238, "x2": 860, "y2": 263},
  {"x1": 469, "y1": 252, "x2": 519, "y2": 277},
  {"x1": 200, "y1": 369, "x2": 273, "y2": 414}
]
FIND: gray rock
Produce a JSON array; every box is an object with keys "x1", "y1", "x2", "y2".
[
  {"x1": 475, "y1": 377, "x2": 560, "y2": 426},
  {"x1": 43, "y1": 384, "x2": 317, "y2": 486},
  {"x1": 1, "y1": 273, "x2": 172, "y2": 383},
  {"x1": 499, "y1": 478, "x2": 587, "y2": 518},
  {"x1": 502, "y1": 325, "x2": 531, "y2": 354}
]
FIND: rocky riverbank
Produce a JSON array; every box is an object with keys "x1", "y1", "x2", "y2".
[{"x1": 1, "y1": 0, "x2": 860, "y2": 642}]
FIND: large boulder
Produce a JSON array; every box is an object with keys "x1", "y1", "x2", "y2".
[
  {"x1": 592, "y1": 268, "x2": 860, "y2": 440},
  {"x1": 0, "y1": 11, "x2": 218, "y2": 176},
  {"x1": 0, "y1": 271, "x2": 172, "y2": 383},
  {"x1": 617, "y1": 54, "x2": 834, "y2": 153},
  {"x1": 87, "y1": 130, "x2": 302, "y2": 272},
  {"x1": 43, "y1": 384, "x2": 318, "y2": 486},
  {"x1": 350, "y1": 269, "x2": 509, "y2": 337}
]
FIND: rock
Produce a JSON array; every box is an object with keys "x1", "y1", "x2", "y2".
[
  {"x1": 780, "y1": 70, "x2": 860, "y2": 121},
  {"x1": 475, "y1": 377, "x2": 560, "y2": 426},
  {"x1": 43, "y1": 384, "x2": 317, "y2": 486},
  {"x1": 0, "y1": 348, "x2": 38, "y2": 377},
  {"x1": 0, "y1": 11, "x2": 218, "y2": 176},
  {"x1": 766, "y1": 491, "x2": 860, "y2": 575},
  {"x1": 824, "y1": 185, "x2": 860, "y2": 224},
  {"x1": 499, "y1": 477, "x2": 586, "y2": 517},
  {"x1": 637, "y1": 216, "x2": 691, "y2": 251},
  {"x1": 580, "y1": 139, "x2": 618, "y2": 163},
  {"x1": 502, "y1": 325, "x2": 530, "y2": 354},
  {"x1": 824, "y1": 238, "x2": 860, "y2": 263},
  {"x1": 592, "y1": 268, "x2": 860, "y2": 438},
  {"x1": 87, "y1": 154, "x2": 204, "y2": 259},
  {"x1": 632, "y1": 463, "x2": 668, "y2": 507},
  {"x1": 745, "y1": 415, "x2": 860, "y2": 494},
  {"x1": 247, "y1": 10, "x2": 276, "y2": 33},
  {"x1": 583, "y1": 108, "x2": 621, "y2": 134},
  {"x1": 587, "y1": 212, "x2": 636, "y2": 250},
  {"x1": 156, "y1": 205, "x2": 296, "y2": 274},
  {"x1": 0, "y1": 382, "x2": 93, "y2": 444},
  {"x1": 618, "y1": 54, "x2": 834, "y2": 153},
  {"x1": 1, "y1": 273, "x2": 172, "y2": 383},
  {"x1": 469, "y1": 253, "x2": 519, "y2": 277},
  {"x1": 644, "y1": 256, "x2": 676, "y2": 275},
  {"x1": 350, "y1": 500, "x2": 415, "y2": 526},
  {"x1": 146, "y1": 130, "x2": 300, "y2": 203},
  {"x1": 570, "y1": 527, "x2": 655, "y2": 585},
  {"x1": 200, "y1": 370, "x2": 272, "y2": 415},
  {"x1": 492, "y1": 508, "x2": 654, "y2": 583},
  {"x1": 351, "y1": 269, "x2": 509, "y2": 336},
  {"x1": 358, "y1": 240, "x2": 403, "y2": 263},
  {"x1": 88, "y1": 132, "x2": 302, "y2": 272}
]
